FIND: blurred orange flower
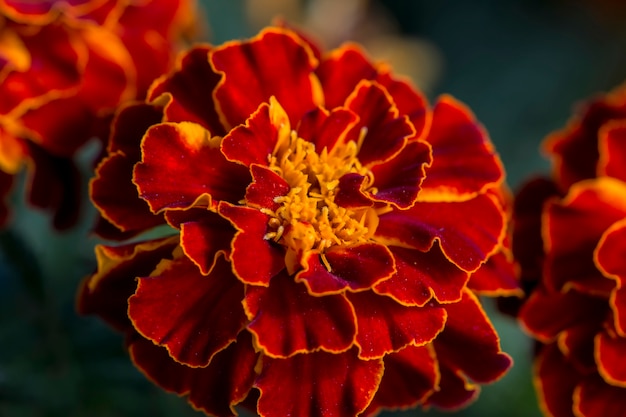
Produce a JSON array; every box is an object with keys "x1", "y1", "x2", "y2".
[
  {"x1": 514, "y1": 84, "x2": 626, "y2": 417},
  {"x1": 80, "y1": 26, "x2": 517, "y2": 416},
  {"x1": 0, "y1": 0, "x2": 196, "y2": 227}
]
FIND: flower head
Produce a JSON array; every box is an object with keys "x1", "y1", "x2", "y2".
[
  {"x1": 80, "y1": 27, "x2": 515, "y2": 416},
  {"x1": 0, "y1": 0, "x2": 196, "y2": 227},
  {"x1": 514, "y1": 83, "x2": 626, "y2": 417}
]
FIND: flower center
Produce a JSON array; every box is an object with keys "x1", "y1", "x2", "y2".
[{"x1": 263, "y1": 129, "x2": 379, "y2": 272}]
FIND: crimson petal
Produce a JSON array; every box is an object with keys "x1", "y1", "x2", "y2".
[
  {"x1": 218, "y1": 202, "x2": 285, "y2": 286},
  {"x1": 376, "y1": 193, "x2": 505, "y2": 272},
  {"x1": 148, "y1": 46, "x2": 225, "y2": 136},
  {"x1": 418, "y1": 95, "x2": 503, "y2": 201},
  {"x1": 77, "y1": 236, "x2": 178, "y2": 332},
  {"x1": 545, "y1": 178, "x2": 626, "y2": 294},
  {"x1": 256, "y1": 348, "x2": 384, "y2": 417},
  {"x1": 596, "y1": 332, "x2": 626, "y2": 387},
  {"x1": 245, "y1": 164, "x2": 290, "y2": 210},
  {"x1": 374, "y1": 244, "x2": 469, "y2": 306},
  {"x1": 128, "y1": 256, "x2": 246, "y2": 367},
  {"x1": 211, "y1": 28, "x2": 321, "y2": 129},
  {"x1": 134, "y1": 122, "x2": 250, "y2": 212},
  {"x1": 574, "y1": 374, "x2": 626, "y2": 417},
  {"x1": 423, "y1": 365, "x2": 478, "y2": 410},
  {"x1": 347, "y1": 291, "x2": 446, "y2": 359},
  {"x1": 297, "y1": 243, "x2": 395, "y2": 294},
  {"x1": 180, "y1": 210, "x2": 234, "y2": 275},
  {"x1": 296, "y1": 107, "x2": 358, "y2": 153},
  {"x1": 365, "y1": 344, "x2": 438, "y2": 414},
  {"x1": 244, "y1": 272, "x2": 356, "y2": 357},
  {"x1": 535, "y1": 343, "x2": 580, "y2": 417},
  {"x1": 434, "y1": 289, "x2": 511, "y2": 383},
  {"x1": 598, "y1": 121, "x2": 626, "y2": 182},
  {"x1": 129, "y1": 330, "x2": 258, "y2": 417}
]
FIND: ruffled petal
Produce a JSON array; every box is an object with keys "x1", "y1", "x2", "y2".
[
  {"x1": 244, "y1": 272, "x2": 356, "y2": 357},
  {"x1": 77, "y1": 236, "x2": 178, "y2": 332},
  {"x1": 218, "y1": 202, "x2": 285, "y2": 286},
  {"x1": 574, "y1": 374, "x2": 626, "y2": 417},
  {"x1": 245, "y1": 164, "x2": 290, "y2": 210},
  {"x1": 594, "y1": 218, "x2": 626, "y2": 336},
  {"x1": 557, "y1": 320, "x2": 598, "y2": 374},
  {"x1": 535, "y1": 343, "x2": 580, "y2": 417},
  {"x1": 368, "y1": 139, "x2": 432, "y2": 209},
  {"x1": 417, "y1": 95, "x2": 503, "y2": 202},
  {"x1": 376, "y1": 193, "x2": 505, "y2": 272},
  {"x1": 596, "y1": 332, "x2": 626, "y2": 387},
  {"x1": 128, "y1": 256, "x2": 246, "y2": 367},
  {"x1": 345, "y1": 80, "x2": 415, "y2": 166},
  {"x1": 297, "y1": 243, "x2": 395, "y2": 294},
  {"x1": 544, "y1": 177, "x2": 626, "y2": 294},
  {"x1": 365, "y1": 344, "x2": 438, "y2": 414},
  {"x1": 296, "y1": 106, "x2": 358, "y2": 153},
  {"x1": 423, "y1": 365, "x2": 478, "y2": 410},
  {"x1": 519, "y1": 286, "x2": 607, "y2": 343},
  {"x1": 255, "y1": 348, "x2": 384, "y2": 417},
  {"x1": 180, "y1": 210, "x2": 234, "y2": 275},
  {"x1": 221, "y1": 98, "x2": 287, "y2": 167},
  {"x1": 374, "y1": 245, "x2": 469, "y2": 306},
  {"x1": 148, "y1": 46, "x2": 226, "y2": 136},
  {"x1": 347, "y1": 291, "x2": 446, "y2": 359},
  {"x1": 434, "y1": 289, "x2": 511, "y2": 383},
  {"x1": 598, "y1": 121, "x2": 626, "y2": 182},
  {"x1": 468, "y1": 249, "x2": 522, "y2": 297},
  {"x1": 129, "y1": 330, "x2": 258, "y2": 417},
  {"x1": 211, "y1": 27, "x2": 322, "y2": 129},
  {"x1": 134, "y1": 122, "x2": 250, "y2": 212}
]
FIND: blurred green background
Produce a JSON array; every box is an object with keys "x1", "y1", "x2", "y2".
[{"x1": 2, "y1": 0, "x2": 626, "y2": 416}]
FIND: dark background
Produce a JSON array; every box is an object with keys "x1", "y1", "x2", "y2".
[{"x1": 2, "y1": 0, "x2": 626, "y2": 415}]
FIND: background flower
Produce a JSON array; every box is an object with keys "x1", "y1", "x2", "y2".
[
  {"x1": 80, "y1": 26, "x2": 516, "y2": 417},
  {"x1": 514, "y1": 83, "x2": 626, "y2": 417},
  {"x1": 0, "y1": 0, "x2": 197, "y2": 228}
]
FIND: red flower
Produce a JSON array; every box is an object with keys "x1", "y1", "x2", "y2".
[
  {"x1": 80, "y1": 27, "x2": 516, "y2": 416},
  {"x1": 514, "y1": 84, "x2": 626, "y2": 417},
  {"x1": 0, "y1": 0, "x2": 196, "y2": 227}
]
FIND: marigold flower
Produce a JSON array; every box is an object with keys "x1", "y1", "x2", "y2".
[
  {"x1": 514, "y1": 84, "x2": 626, "y2": 417},
  {"x1": 0, "y1": 0, "x2": 196, "y2": 227},
  {"x1": 80, "y1": 27, "x2": 516, "y2": 416}
]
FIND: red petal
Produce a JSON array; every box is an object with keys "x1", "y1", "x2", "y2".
[
  {"x1": 221, "y1": 99, "x2": 286, "y2": 167},
  {"x1": 520, "y1": 286, "x2": 607, "y2": 343},
  {"x1": 368, "y1": 139, "x2": 432, "y2": 209},
  {"x1": 107, "y1": 100, "x2": 164, "y2": 163},
  {"x1": 347, "y1": 291, "x2": 446, "y2": 359},
  {"x1": 180, "y1": 210, "x2": 234, "y2": 275},
  {"x1": 297, "y1": 243, "x2": 395, "y2": 294},
  {"x1": 316, "y1": 44, "x2": 379, "y2": 110},
  {"x1": 365, "y1": 345, "x2": 438, "y2": 414},
  {"x1": 77, "y1": 236, "x2": 178, "y2": 332},
  {"x1": 544, "y1": 178, "x2": 626, "y2": 294},
  {"x1": 148, "y1": 46, "x2": 225, "y2": 136},
  {"x1": 374, "y1": 244, "x2": 469, "y2": 306},
  {"x1": 134, "y1": 122, "x2": 250, "y2": 212},
  {"x1": 423, "y1": 365, "x2": 478, "y2": 410},
  {"x1": 574, "y1": 374, "x2": 626, "y2": 417},
  {"x1": 595, "y1": 219, "x2": 626, "y2": 335},
  {"x1": 211, "y1": 28, "x2": 321, "y2": 129},
  {"x1": 334, "y1": 173, "x2": 374, "y2": 208},
  {"x1": 468, "y1": 249, "x2": 522, "y2": 297},
  {"x1": 535, "y1": 343, "x2": 580, "y2": 417},
  {"x1": 244, "y1": 272, "x2": 356, "y2": 357},
  {"x1": 544, "y1": 93, "x2": 626, "y2": 190},
  {"x1": 376, "y1": 193, "x2": 505, "y2": 272},
  {"x1": 557, "y1": 320, "x2": 598, "y2": 374},
  {"x1": 245, "y1": 164, "x2": 290, "y2": 210},
  {"x1": 256, "y1": 349, "x2": 384, "y2": 417},
  {"x1": 296, "y1": 107, "x2": 358, "y2": 153},
  {"x1": 129, "y1": 330, "x2": 258, "y2": 417},
  {"x1": 418, "y1": 95, "x2": 503, "y2": 201},
  {"x1": 596, "y1": 332, "x2": 626, "y2": 387},
  {"x1": 345, "y1": 81, "x2": 415, "y2": 166},
  {"x1": 218, "y1": 202, "x2": 285, "y2": 286},
  {"x1": 128, "y1": 256, "x2": 246, "y2": 367},
  {"x1": 91, "y1": 151, "x2": 164, "y2": 233},
  {"x1": 598, "y1": 121, "x2": 626, "y2": 182},
  {"x1": 434, "y1": 289, "x2": 511, "y2": 383}
]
